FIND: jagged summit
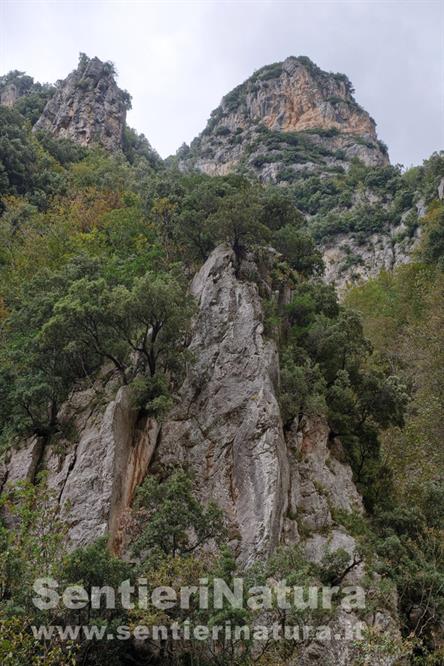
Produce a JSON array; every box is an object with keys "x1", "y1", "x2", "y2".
[
  {"x1": 215, "y1": 56, "x2": 377, "y2": 137},
  {"x1": 2, "y1": 54, "x2": 388, "y2": 175},
  {"x1": 33, "y1": 54, "x2": 131, "y2": 151},
  {"x1": 179, "y1": 56, "x2": 389, "y2": 180}
]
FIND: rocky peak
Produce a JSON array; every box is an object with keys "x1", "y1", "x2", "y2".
[
  {"x1": 179, "y1": 56, "x2": 389, "y2": 180},
  {"x1": 33, "y1": 55, "x2": 130, "y2": 151},
  {"x1": 0, "y1": 83, "x2": 19, "y2": 108},
  {"x1": 218, "y1": 56, "x2": 376, "y2": 136}
]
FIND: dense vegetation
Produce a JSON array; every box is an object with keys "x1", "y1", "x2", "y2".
[
  {"x1": 0, "y1": 70, "x2": 55, "y2": 124},
  {"x1": 0, "y1": 473, "x2": 368, "y2": 665},
  {"x1": 0, "y1": 107, "x2": 328, "y2": 449},
  {"x1": 343, "y1": 199, "x2": 444, "y2": 662},
  {"x1": 290, "y1": 154, "x2": 443, "y2": 244},
  {"x1": 0, "y1": 78, "x2": 442, "y2": 665}
]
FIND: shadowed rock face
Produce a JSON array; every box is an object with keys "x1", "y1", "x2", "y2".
[
  {"x1": 33, "y1": 56, "x2": 128, "y2": 151},
  {"x1": 179, "y1": 56, "x2": 389, "y2": 179},
  {"x1": 0, "y1": 384, "x2": 160, "y2": 550}
]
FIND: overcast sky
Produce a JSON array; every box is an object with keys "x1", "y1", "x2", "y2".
[{"x1": 1, "y1": 0, "x2": 443, "y2": 166}]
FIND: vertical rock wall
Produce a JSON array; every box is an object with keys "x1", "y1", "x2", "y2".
[
  {"x1": 153, "y1": 245, "x2": 290, "y2": 565},
  {"x1": 33, "y1": 57, "x2": 128, "y2": 151},
  {"x1": 0, "y1": 384, "x2": 159, "y2": 550}
]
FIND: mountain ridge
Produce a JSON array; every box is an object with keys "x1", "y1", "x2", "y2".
[{"x1": 2, "y1": 54, "x2": 389, "y2": 171}]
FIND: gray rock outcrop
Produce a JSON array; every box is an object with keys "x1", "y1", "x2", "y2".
[
  {"x1": 179, "y1": 56, "x2": 389, "y2": 180},
  {"x1": 0, "y1": 244, "x2": 383, "y2": 564},
  {"x1": 152, "y1": 244, "x2": 289, "y2": 565},
  {"x1": 322, "y1": 223, "x2": 421, "y2": 295},
  {"x1": 0, "y1": 83, "x2": 19, "y2": 108},
  {"x1": 153, "y1": 245, "x2": 400, "y2": 663},
  {"x1": 0, "y1": 382, "x2": 159, "y2": 550},
  {"x1": 33, "y1": 56, "x2": 129, "y2": 151}
]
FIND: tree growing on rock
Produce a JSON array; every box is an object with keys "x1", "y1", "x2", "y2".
[
  {"x1": 132, "y1": 470, "x2": 225, "y2": 560},
  {"x1": 208, "y1": 187, "x2": 270, "y2": 267}
]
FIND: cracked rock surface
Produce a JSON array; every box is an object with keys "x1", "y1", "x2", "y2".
[
  {"x1": 33, "y1": 56, "x2": 128, "y2": 151},
  {"x1": 153, "y1": 244, "x2": 289, "y2": 565},
  {"x1": 180, "y1": 56, "x2": 388, "y2": 180}
]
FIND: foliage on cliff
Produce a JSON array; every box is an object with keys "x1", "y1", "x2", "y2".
[
  {"x1": 0, "y1": 63, "x2": 442, "y2": 665},
  {"x1": 291, "y1": 153, "x2": 444, "y2": 244},
  {"x1": 344, "y1": 198, "x2": 444, "y2": 661},
  {"x1": 0, "y1": 107, "x2": 323, "y2": 448},
  {"x1": 346, "y1": 199, "x2": 444, "y2": 497}
]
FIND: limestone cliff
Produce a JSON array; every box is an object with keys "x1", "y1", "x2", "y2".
[
  {"x1": 0, "y1": 246, "x2": 365, "y2": 563},
  {"x1": 179, "y1": 56, "x2": 388, "y2": 179},
  {"x1": 322, "y1": 225, "x2": 421, "y2": 295},
  {"x1": 0, "y1": 245, "x2": 400, "y2": 664},
  {"x1": 0, "y1": 380, "x2": 159, "y2": 549},
  {"x1": 321, "y1": 176, "x2": 444, "y2": 294},
  {"x1": 176, "y1": 56, "x2": 418, "y2": 292},
  {"x1": 322, "y1": 202, "x2": 425, "y2": 295},
  {"x1": 33, "y1": 56, "x2": 129, "y2": 151}
]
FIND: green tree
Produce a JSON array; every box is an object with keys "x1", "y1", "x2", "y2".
[
  {"x1": 0, "y1": 265, "x2": 92, "y2": 436},
  {"x1": 43, "y1": 269, "x2": 193, "y2": 383},
  {"x1": 132, "y1": 470, "x2": 225, "y2": 559},
  {"x1": 420, "y1": 200, "x2": 444, "y2": 267},
  {"x1": 0, "y1": 475, "x2": 66, "y2": 608},
  {"x1": 273, "y1": 224, "x2": 324, "y2": 276},
  {"x1": 0, "y1": 108, "x2": 37, "y2": 197},
  {"x1": 208, "y1": 186, "x2": 270, "y2": 265},
  {"x1": 278, "y1": 281, "x2": 407, "y2": 507},
  {"x1": 61, "y1": 538, "x2": 131, "y2": 624}
]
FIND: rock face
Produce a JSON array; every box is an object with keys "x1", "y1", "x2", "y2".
[
  {"x1": 152, "y1": 245, "x2": 289, "y2": 565},
  {"x1": 152, "y1": 245, "x2": 365, "y2": 569},
  {"x1": 152, "y1": 246, "x2": 399, "y2": 663},
  {"x1": 175, "y1": 56, "x2": 432, "y2": 293},
  {"x1": 320, "y1": 191, "x2": 432, "y2": 295},
  {"x1": 33, "y1": 56, "x2": 129, "y2": 151},
  {"x1": 0, "y1": 245, "x2": 370, "y2": 564},
  {"x1": 179, "y1": 56, "x2": 389, "y2": 180},
  {"x1": 0, "y1": 83, "x2": 19, "y2": 108},
  {"x1": 0, "y1": 245, "x2": 379, "y2": 562},
  {"x1": 283, "y1": 416, "x2": 364, "y2": 547},
  {"x1": 322, "y1": 221, "x2": 422, "y2": 296},
  {"x1": 0, "y1": 245, "x2": 400, "y2": 663},
  {"x1": 0, "y1": 382, "x2": 159, "y2": 550}
]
